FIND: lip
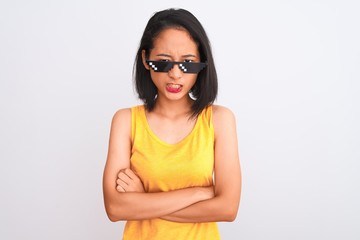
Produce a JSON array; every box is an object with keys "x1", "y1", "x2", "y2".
[{"x1": 166, "y1": 83, "x2": 182, "y2": 93}]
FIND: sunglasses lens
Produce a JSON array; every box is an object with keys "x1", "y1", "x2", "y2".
[
  {"x1": 146, "y1": 61, "x2": 206, "y2": 73},
  {"x1": 179, "y1": 62, "x2": 206, "y2": 73},
  {"x1": 147, "y1": 61, "x2": 173, "y2": 72}
]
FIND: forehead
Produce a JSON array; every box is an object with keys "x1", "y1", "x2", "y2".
[{"x1": 151, "y1": 28, "x2": 199, "y2": 56}]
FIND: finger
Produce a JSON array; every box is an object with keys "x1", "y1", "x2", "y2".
[
  {"x1": 117, "y1": 169, "x2": 127, "y2": 178},
  {"x1": 117, "y1": 179, "x2": 129, "y2": 191},
  {"x1": 116, "y1": 178, "x2": 128, "y2": 186},
  {"x1": 118, "y1": 171, "x2": 132, "y2": 184},
  {"x1": 124, "y1": 168, "x2": 140, "y2": 181},
  {"x1": 117, "y1": 168, "x2": 130, "y2": 178},
  {"x1": 116, "y1": 184, "x2": 125, "y2": 192}
]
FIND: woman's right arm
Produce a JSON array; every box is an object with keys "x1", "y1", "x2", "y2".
[{"x1": 102, "y1": 109, "x2": 213, "y2": 222}]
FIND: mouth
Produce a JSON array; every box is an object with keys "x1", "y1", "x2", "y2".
[{"x1": 166, "y1": 83, "x2": 183, "y2": 93}]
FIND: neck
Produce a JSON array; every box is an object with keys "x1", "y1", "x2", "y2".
[{"x1": 153, "y1": 96, "x2": 194, "y2": 118}]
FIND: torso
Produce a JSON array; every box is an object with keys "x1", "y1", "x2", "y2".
[{"x1": 124, "y1": 104, "x2": 220, "y2": 239}]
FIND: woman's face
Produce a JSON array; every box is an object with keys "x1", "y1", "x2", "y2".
[{"x1": 142, "y1": 28, "x2": 200, "y2": 103}]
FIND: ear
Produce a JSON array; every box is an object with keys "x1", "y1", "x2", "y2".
[{"x1": 142, "y1": 50, "x2": 150, "y2": 70}]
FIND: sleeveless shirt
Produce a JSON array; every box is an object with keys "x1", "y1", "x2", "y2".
[{"x1": 123, "y1": 105, "x2": 220, "y2": 240}]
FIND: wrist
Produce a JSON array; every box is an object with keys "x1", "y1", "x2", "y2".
[{"x1": 194, "y1": 186, "x2": 214, "y2": 202}]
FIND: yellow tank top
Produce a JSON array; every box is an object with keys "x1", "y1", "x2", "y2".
[{"x1": 123, "y1": 105, "x2": 220, "y2": 240}]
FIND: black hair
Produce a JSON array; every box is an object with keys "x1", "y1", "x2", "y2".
[{"x1": 133, "y1": 8, "x2": 218, "y2": 117}]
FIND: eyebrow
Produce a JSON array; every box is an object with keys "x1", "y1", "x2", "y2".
[{"x1": 156, "y1": 54, "x2": 197, "y2": 58}]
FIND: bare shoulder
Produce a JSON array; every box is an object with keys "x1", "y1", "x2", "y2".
[
  {"x1": 212, "y1": 105, "x2": 237, "y2": 136},
  {"x1": 212, "y1": 105, "x2": 236, "y2": 123},
  {"x1": 110, "y1": 108, "x2": 132, "y2": 137},
  {"x1": 112, "y1": 108, "x2": 131, "y2": 123}
]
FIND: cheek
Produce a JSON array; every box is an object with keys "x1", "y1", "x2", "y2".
[
  {"x1": 149, "y1": 72, "x2": 165, "y2": 85},
  {"x1": 149, "y1": 71, "x2": 159, "y2": 80},
  {"x1": 187, "y1": 75, "x2": 198, "y2": 86}
]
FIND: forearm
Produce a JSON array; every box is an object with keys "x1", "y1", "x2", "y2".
[
  {"x1": 160, "y1": 195, "x2": 239, "y2": 223},
  {"x1": 105, "y1": 187, "x2": 210, "y2": 222}
]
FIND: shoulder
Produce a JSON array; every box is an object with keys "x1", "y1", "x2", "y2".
[
  {"x1": 110, "y1": 108, "x2": 133, "y2": 136},
  {"x1": 211, "y1": 105, "x2": 237, "y2": 136},
  {"x1": 112, "y1": 108, "x2": 132, "y2": 123},
  {"x1": 212, "y1": 105, "x2": 236, "y2": 122},
  {"x1": 112, "y1": 105, "x2": 145, "y2": 121}
]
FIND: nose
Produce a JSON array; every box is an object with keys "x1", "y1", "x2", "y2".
[{"x1": 168, "y1": 63, "x2": 183, "y2": 79}]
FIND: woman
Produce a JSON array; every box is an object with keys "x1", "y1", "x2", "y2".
[{"x1": 103, "y1": 8, "x2": 241, "y2": 239}]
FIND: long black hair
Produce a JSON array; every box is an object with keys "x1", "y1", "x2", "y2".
[{"x1": 134, "y1": 8, "x2": 218, "y2": 117}]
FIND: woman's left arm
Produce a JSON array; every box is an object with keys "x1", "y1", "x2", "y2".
[{"x1": 160, "y1": 105, "x2": 242, "y2": 222}]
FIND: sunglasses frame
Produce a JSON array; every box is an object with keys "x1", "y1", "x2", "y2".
[{"x1": 146, "y1": 60, "x2": 207, "y2": 74}]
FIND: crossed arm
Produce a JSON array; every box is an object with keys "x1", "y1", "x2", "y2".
[{"x1": 102, "y1": 106, "x2": 241, "y2": 223}]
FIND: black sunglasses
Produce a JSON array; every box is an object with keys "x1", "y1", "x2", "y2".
[{"x1": 146, "y1": 60, "x2": 207, "y2": 74}]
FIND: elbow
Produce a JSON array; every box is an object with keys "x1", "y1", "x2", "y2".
[
  {"x1": 107, "y1": 212, "x2": 119, "y2": 223},
  {"x1": 108, "y1": 215, "x2": 118, "y2": 222},
  {"x1": 221, "y1": 204, "x2": 239, "y2": 222},
  {"x1": 216, "y1": 195, "x2": 239, "y2": 222},
  {"x1": 104, "y1": 194, "x2": 139, "y2": 222},
  {"x1": 105, "y1": 202, "x2": 124, "y2": 222},
  {"x1": 105, "y1": 204, "x2": 119, "y2": 222},
  {"x1": 224, "y1": 209, "x2": 238, "y2": 222}
]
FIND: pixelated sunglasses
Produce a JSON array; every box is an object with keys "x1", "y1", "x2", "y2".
[{"x1": 146, "y1": 60, "x2": 207, "y2": 74}]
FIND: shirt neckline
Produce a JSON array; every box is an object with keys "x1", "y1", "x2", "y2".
[{"x1": 140, "y1": 105, "x2": 201, "y2": 147}]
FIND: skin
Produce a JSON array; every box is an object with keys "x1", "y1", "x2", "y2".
[{"x1": 103, "y1": 28, "x2": 241, "y2": 223}]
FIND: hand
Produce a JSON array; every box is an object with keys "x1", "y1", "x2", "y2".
[{"x1": 116, "y1": 168, "x2": 145, "y2": 193}]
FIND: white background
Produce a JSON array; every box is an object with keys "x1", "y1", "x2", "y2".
[{"x1": 1, "y1": 0, "x2": 359, "y2": 239}]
